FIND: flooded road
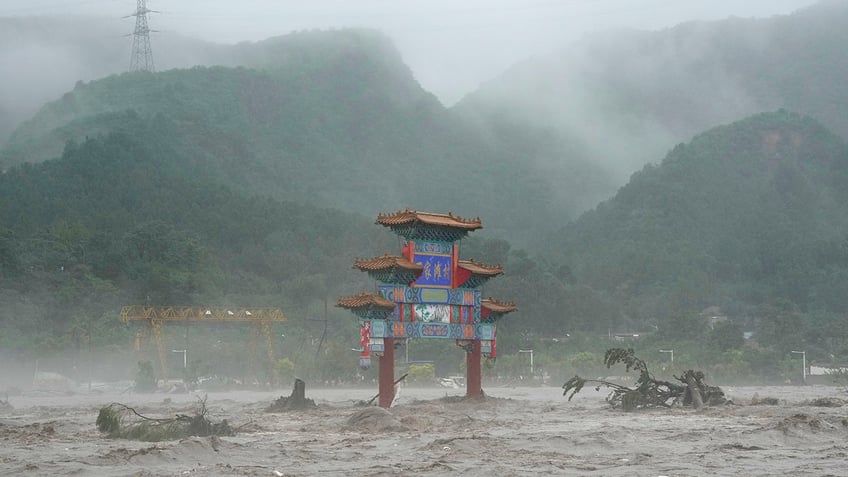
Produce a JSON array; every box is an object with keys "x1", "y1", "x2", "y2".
[{"x1": 1, "y1": 384, "x2": 847, "y2": 476}]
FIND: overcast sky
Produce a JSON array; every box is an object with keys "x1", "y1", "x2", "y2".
[{"x1": 1, "y1": 0, "x2": 818, "y2": 104}]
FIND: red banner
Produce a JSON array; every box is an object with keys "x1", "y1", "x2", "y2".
[{"x1": 360, "y1": 321, "x2": 371, "y2": 352}]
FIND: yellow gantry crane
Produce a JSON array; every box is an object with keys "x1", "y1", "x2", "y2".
[{"x1": 120, "y1": 306, "x2": 287, "y2": 381}]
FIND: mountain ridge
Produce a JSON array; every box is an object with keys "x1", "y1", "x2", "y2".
[
  {"x1": 1, "y1": 28, "x2": 601, "y2": 245},
  {"x1": 552, "y1": 110, "x2": 848, "y2": 329},
  {"x1": 454, "y1": 0, "x2": 848, "y2": 201}
]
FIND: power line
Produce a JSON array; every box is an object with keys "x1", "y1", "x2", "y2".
[{"x1": 125, "y1": 0, "x2": 157, "y2": 72}]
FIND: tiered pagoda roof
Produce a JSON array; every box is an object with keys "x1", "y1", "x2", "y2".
[
  {"x1": 337, "y1": 292, "x2": 397, "y2": 320},
  {"x1": 456, "y1": 259, "x2": 504, "y2": 288},
  {"x1": 376, "y1": 209, "x2": 482, "y2": 241},
  {"x1": 481, "y1": 298, "x2": 518, "y2": 323},
  {"x1": 354, "y1": 254, "x2": 423, "y2": 284}
]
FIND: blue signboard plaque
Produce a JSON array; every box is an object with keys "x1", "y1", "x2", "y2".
[{"x1": 412, "y1": 241, "x2": 452, "y2": 287}]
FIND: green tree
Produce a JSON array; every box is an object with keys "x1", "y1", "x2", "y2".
[
  {"x1": 406, "y1": 363, "x2": 436, "y2": 384},
  {"x1": 658, "y1": 312, "x2": 708, "y2": 341},
  {"x1": 708, "y1": 320, "x2": 744, "y2": 351},
  {"x1": 756, "y1": 300, "x2": 804, "y2": 353}
]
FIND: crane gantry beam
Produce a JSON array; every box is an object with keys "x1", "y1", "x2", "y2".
[
  {"x1": 120, "y1": 306, "x2": 287, "y2": 323},
  {"x1": 121, "y1": 306, "x2": 287, "y2": 382}
]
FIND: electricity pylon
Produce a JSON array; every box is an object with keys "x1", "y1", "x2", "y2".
[{"x1": 126, "y1": 0, "x2": 157, "y2": 72}]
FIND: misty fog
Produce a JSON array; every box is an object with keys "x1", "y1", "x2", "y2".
[
  {"x1": 0, "y1": 0, "x2": 815, "y2": 143},
  {"x1": 3, "y1": 0, "x2": 845, "y2": 415}
]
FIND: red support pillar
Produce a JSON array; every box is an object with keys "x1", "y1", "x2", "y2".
[
  {"x1": 378, "y1": 337, "x2": 395, "y2": 408},
  {"x1": 466, "y1": 340, "x2": 483, "y2": 399}
]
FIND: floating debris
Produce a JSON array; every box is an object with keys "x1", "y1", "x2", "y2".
[{"x1": 562, "y1": 348, "x2": 726, "y2": 411}]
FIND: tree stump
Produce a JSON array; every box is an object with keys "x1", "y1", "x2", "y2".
[
  {"x1": 685, "y1": 373, "x2": 704, "y2": 409},
  {"x1": 266, "y1": 378, "x2": 316, "y2": 412},
  {"x1": 290, "y1": 378, "x2": 306, "y2": 409}
]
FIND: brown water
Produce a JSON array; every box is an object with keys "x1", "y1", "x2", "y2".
[{"x1": 1, "y1": 384, "x2": 847, "y2": 476}]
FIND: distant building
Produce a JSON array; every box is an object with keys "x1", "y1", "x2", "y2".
[
  {"x1": 808, "y1": 364, "x2": 848, "y2": 385},
  {"x1": 810, "y1": 365, "x2": 848, "y2": 376}
]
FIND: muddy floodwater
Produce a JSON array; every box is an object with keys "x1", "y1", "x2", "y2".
[{"x1": 1, "y1": 383, "x2": 847, "y2": 476}]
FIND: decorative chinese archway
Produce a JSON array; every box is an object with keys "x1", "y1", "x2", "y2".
[{"x1": 337, "y1": 209, "x2": 516, "y2": 407}]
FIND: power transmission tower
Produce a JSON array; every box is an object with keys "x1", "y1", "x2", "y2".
[{"x1": 126, "y1": 0, "x2": 157, "y2": 72}]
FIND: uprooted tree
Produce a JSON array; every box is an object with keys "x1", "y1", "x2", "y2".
[
  {"x1": 96, "y1": 395, "x2": 234, "y2": 441},
  {"x1": 562, "y1": 348, "x2": 726, "y2": 411}
]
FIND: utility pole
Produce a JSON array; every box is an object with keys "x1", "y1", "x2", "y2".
[
  {"x1": 126, "y1": 0, "x2": 157, "y2": 72},
  {"x1": 519, "y1": 349, "x2": 534, "y2": 375},
  {"x1": 791, "y1": 350, "x2": 806, "y2": 384}
]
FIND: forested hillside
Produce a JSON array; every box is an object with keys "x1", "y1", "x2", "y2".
[
  {"x1": 8, "y1": 2, "x2": 848, "y2": 243},
  {"x1": 0, "y1": 28, "x2": 568, "y2": 382},
  {"x1": 550, "y1": 111, "x2": 848, "y2": 357},
  {"x1": 1, "y1": 29, "x2": 601, "y2": 243},
  {"x1": 0, "y1": 117, "x2": 406, "y2": 349},
  {"x1": 5, "y1": 109, "x2": 846, "y2": 382},
  {"x1": 0, "y1": 112, "x2": 552, "y2": 381},
  {"x1": 4, "y1": 5, "x2": 848, "y2": 383}
]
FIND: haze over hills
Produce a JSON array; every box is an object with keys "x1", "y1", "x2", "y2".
[
  {"x1": 0, "y1": 15, "x2": 226, "y2": 144},
  {"x1": 456, "y1": 0, "x2": 848, "y2": 200},
  {"x1": 0, "y1": 119, "x2": 397, "y2": 353},
  {"x1": 1, "y1": 28, "x2": 604, "y2": 243},
  {"x1": 6, "y1": 2, "x2": 848, "y2": 232},
  {"x1": 3, "y1": 2, "x2": 848, "y2": 376},
  {"x1": 4, "y1": 107, "x2": 846, "y2": 370}
]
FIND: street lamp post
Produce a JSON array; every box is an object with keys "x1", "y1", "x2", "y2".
[
  {"x1": 791, "y1": 350, "x2": 806, "y2": 384},
  {"x1": 518, "y1": 349, "x2": 534, "y2": 375},
  {"x1": 659, "y1": 349, "x2": 674, "y2": 364}
]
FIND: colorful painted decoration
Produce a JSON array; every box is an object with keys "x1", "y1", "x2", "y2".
[{"x1": 337, "y1": 210, "x2": 518, "y2": 406}]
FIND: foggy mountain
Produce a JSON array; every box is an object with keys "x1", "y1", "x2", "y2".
[
  {"x1": 6, "y1": 2, "x2": 848, "y2": 240},
  {"x1": 455, "y1": 0, "x2": 848, "y2": 205},
  {"x1": 547, "y1": 110, "x2": 848, "y2": 336},
  {"x1": 1, "y1": 28, "x2": 602, "y2": 244},
  {"x1": 0, "y1": 15, "x2": 228, "y2": 144},
  {"x1": 3, "y1": 9, "x2": 848, "y2": 371}
]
